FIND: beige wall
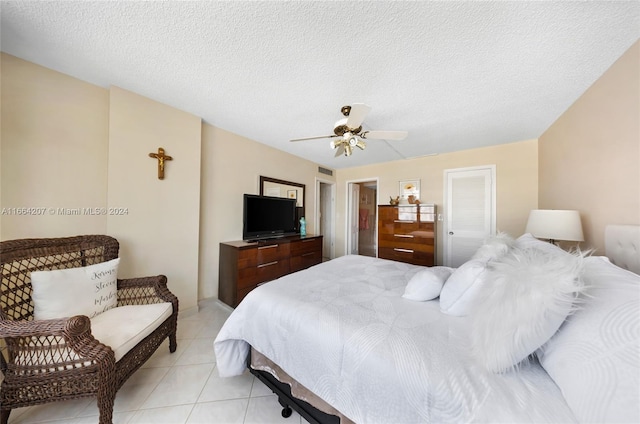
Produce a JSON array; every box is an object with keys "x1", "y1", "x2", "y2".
[
  {"x1": 199, "y1": 124, "x2": 333, "y2": 300},
  {"x1": 539, "y1": 41, "x2": 639, "y2": 254},
  {"x1": 0, "y1": 53, "x2": 109, "y2": 239},
  {"x1": 335, "y1": 139, "x2": 539, "y2": 263},
  {"x1": 4, "y1": 41, "x2": 636, "y2": 301},
  {"x1": 107, "y1": 86, "x2": 202, "y2": 312}
]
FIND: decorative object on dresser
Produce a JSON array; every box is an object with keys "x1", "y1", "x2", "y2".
[
  {"x1": 378, "y1": 203, "x2": 436, "y2": 266},
  {"x1": 218, "y1": 235, "x2": 323, "y2": 307},
  {"x1": 399, "y1": 179, "x2": 420, "y2": 203}
]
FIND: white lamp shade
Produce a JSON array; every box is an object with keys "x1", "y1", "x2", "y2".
[{"x1": 525, "y1": 210, "x2": 584, "y2": 242}]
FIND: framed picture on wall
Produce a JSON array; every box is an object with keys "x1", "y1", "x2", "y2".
[
  {"x1": 399, "y1": 179, "x2": 420, "y2": 201},
  {"x1": 266, "y1": 187, "x2": 281, "y2": 197}
]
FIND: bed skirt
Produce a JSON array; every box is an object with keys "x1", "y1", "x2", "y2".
[{"x1": 249, "y1": 347, "x2": 354, "y2": 424}]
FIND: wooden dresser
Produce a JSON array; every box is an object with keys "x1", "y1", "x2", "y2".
[
  {"x1": 219, "y1": 235, "x2": 323, "y2": 307},
  {"x1": 378, "y1": 204, "x2": 436, "y2": 266}
]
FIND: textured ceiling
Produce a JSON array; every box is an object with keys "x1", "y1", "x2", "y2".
[{"x1": 1, "y1": 1, "x2": 638, "y2": 169}]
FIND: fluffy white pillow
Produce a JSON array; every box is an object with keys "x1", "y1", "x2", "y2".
[
  {"x1": 402, "y1": 266, "x2": 454, "y2": 301},
  {"x1": 472, "y1": 232, "x2": 514, "y2": 261},
  {"x1": 537, "y1": 256, "x2": 640, "y2": 423},
  {"x1": 470, "y1": 247, "x2": 585, "y2": 373},
  {"x1": 439, "y1": 260, "x2": 488, "y2": 316},
  {"x1": 515, "y1": 233, "x2": 563, "y2": 254},
  {"x1": 31, "y1": 258, "x2": 120, "y2": 320}
]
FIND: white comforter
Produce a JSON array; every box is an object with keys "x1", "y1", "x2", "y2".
[{"x1": 214, "y1": 255, "x2": 576, "y2": 423}]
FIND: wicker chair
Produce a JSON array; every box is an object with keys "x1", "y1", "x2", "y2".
[{"x1": 0, "y1": 235, "x2": 178, "y2": 424}]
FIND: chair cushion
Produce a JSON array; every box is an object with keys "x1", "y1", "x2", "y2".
[
  {"x1": 31, "y1": 258, "x2": 120, "y2": 320},
  {"x1": 91, "y1": 303, "x2": 173, "y2": 361}
]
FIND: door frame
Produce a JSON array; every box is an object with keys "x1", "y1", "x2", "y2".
[
  {"x1": 314, "y1": 177, "x2": 336, "y2": 259},
  {"x1": 345, "y1": 178, "x2": 379, "y2": 256},
  {"x1": 442, "y1": 165, "x2": 496, "y2": 267}
]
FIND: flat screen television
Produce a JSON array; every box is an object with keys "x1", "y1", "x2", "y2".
[{"x1": 243, "y1": 194, "x2": 298, "y2": 241}]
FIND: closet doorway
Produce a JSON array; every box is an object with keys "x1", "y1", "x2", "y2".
[
  {"x1": 315, "y1": 178, "x2": 336, "y2": 261},
  {"x1": 346, "y1": 179, "x2": 378, "y2": 257}
]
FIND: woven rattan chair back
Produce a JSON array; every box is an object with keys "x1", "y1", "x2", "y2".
[{"x1": 0, "y1": 235, "x2": 119, "y2": 322}]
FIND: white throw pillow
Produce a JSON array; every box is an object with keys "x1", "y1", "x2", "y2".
[
  {"x1": 537, "y1": 256, "x2": 640, "y2": 423},
  {"x1": 470, "y1": 247, "x2": 585, "y2": 373},
  {"x1": 439, "y1": 260, "x2": 488, "y2": 316},
  {"x1": 31, "y1": 258, "x2": 120, "y2": 320},
  {"x1": 402, "y1": 266, "x2": 454, "y2": 301}
]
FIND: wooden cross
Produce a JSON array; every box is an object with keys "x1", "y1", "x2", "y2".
[{"x1": 148, "y1": 147, "x2": 173, "y2": 180}]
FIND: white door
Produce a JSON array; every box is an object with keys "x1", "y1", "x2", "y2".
[
  {"x1": 444, "y1": 166, "x2": 495, "y2": 267},
  {"x1": 347, "y1": 183, "x2": 360, "y2": 255}
]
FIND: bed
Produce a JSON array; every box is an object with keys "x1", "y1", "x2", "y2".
[{"x1": 214, "y1": 225, "x2": 640, "y2": 423}]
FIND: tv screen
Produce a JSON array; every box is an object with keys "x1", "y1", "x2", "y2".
[{"x1": 243, "y1": 194, "x2": 298, "y2": 241}]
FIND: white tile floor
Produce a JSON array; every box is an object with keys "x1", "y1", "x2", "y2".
[{"x1": 6, "y1": 299, "x2": 305, "y2": 424}]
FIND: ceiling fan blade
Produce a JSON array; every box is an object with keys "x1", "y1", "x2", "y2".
[
  {"x1": 361, "y1": 130, "x2": 408, "y2": 140},
  {"x1": 290, "y1": 135, "x2": 338, "y2": 142},
  {"x1": 346, "y1": 103, "x2": 371, "y2": 129}
]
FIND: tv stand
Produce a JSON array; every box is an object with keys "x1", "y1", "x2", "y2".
[{"x1": 219, "y1": 234, "x2": 323, "y2": 307}]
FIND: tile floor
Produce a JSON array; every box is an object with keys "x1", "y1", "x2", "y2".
[{"x1": 6, "y1": 299, "x2": 305, "y2": 424}]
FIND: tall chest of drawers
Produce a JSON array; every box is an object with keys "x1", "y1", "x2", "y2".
[
  {"x1": 219, "y1": 235, "x2": 323, "y2": 307},
  {"x1": 378, "y1": 204, "x2": 436, "y2": 266}
]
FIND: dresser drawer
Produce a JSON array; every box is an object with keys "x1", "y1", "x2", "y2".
[
  {"x1": 238, "y1": 242, "x2": 290, "y2": 268},
  {"x1": 291, "y1": 237, "x2": 322, "y2": 256},
  {"x1": 378, "y1": 247, "x2": 434, "y2": 266},
  {"x1": 378, "y1": 237, "x2": 435, "y2": 252},
  {"x1": 290, "y1": 250, "x2": 322, "y2": 273},
  {"x1": 237, "y1": 258, "x2": 290, "y2": 289},
  {"x1": 379, "y1": 229, "x2": 435, "y2": 245}
]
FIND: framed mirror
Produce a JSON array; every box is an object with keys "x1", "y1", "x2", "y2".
[{"x1": 260, "y1": 176, "x2": 305, "y2": 228}]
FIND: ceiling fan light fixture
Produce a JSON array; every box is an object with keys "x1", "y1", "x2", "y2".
[
  {"x1": 344, "y1": 144, "x2": 353, "y2": 156},
  {"x1": 290, "y1": 104, "x2": 407, "y2": 159}
]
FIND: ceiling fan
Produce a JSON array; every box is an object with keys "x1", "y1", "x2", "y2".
[{"x1": 290, "y1": 104, "x2": 408, "y2": 157}]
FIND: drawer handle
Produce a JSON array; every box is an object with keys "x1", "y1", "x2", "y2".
[
  {"x1": 302, "y1": 252, "x2": 315, "y2": 257},
  {"x1": 257, "y1": 261, "x2": 278, "y2": 268},
  {"x1": 258, "y1": 244, "x2": 278, "y2": 250},
  {"x1": 394, "y1": 248, "x2": 414, "y2": 253},
  {"x1": 394, "y1": 234, "x2": 414, "y2": 238},
  {"x1": 394, "y1": 220, "x2": 415, "y2": 223}
]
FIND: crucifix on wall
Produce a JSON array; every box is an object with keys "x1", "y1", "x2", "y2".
[{"x1": 148, "y1": 147, "x2": 173, "y2": 180}]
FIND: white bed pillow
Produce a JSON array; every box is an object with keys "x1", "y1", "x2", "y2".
[
  {"x1": 439, "y1": 259, "x2": 487, "y2": 316},
  {"x1": 537, "y1": 256, "x2": 640, "y2": 423},
  {"x1": 402, "y1": 266, "x2": 454, "y2": 301},
  {"x1": 31, "y1": 258, "x2": 120, "y2": 320},
  {"x1": 472, "y1": 232, "x2": 514, "y2": 261},
  {"x1": 470, "y1": 247, "x2": 585, "y2": 373},
  {"x1": 515, "y1": 232, "x2": 562, "y2": 254}
]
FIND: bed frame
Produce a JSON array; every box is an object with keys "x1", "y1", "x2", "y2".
[
  {"x1": 247, "y1": 224, "x2": 640, "y2": 423},
  {"x1": 248, "y1": 350, "x2": 340, "y2": 424}
]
